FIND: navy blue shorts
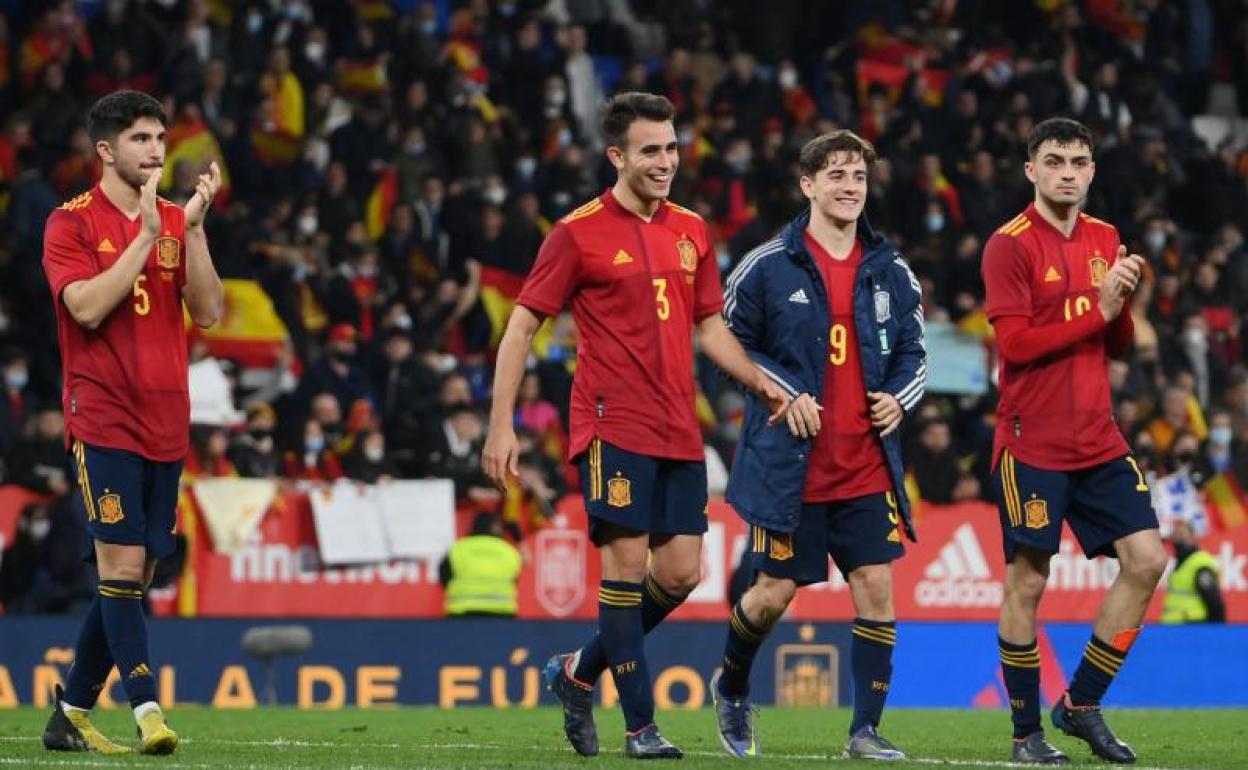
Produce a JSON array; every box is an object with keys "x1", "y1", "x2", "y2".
[
  {"x1": 750, "y1": 491, "x2": 905, "y2": 584},
  {"x1": 577, "y1": 437, "x2": 708, "y2": 546},
  {"x1": 70, "y1": 439, "x2": 184, "y2": 561},
  {"x1": 992, "y1": 449, "x2": 1158, "y2": 562}
]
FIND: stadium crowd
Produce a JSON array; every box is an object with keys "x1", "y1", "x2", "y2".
[{"x1": 1, "y1": 0, "x2": 1247, "y2": 612}]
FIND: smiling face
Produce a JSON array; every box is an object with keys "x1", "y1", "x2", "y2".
[
  {"x1": 801, "y1": 150, "x2": 868, "y2": 228},
  {"x1": 1025, "y1": 138, "x2": 1094, "y2": 209},
  {"x1": 98, "y1": 116, "x2": 166, "y2": 190},
  {"x1": 608, "y1": 117, "x2": 678, "y2": 206}
]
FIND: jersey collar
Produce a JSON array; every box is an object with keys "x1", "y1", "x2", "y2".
[
  {"x1": 1025, "y1": 202, "x2": 1084, "y2": 242},
  {"x1": 601, "y1": 187, "x2": 670, "y2": 225}
]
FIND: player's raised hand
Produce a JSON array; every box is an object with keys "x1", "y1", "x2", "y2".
[
  {"x1": 139, "y1": 168, "x2": 161, "y2": 238},
  {"x1": 868, "y1": 391, "x2": 904, "y2": 437},
  {"x1": 1111, "y1": 245, "x2": 1145, "y2": 297},
  {"x1": 481, "y1": 424, "x2": 520, "y2": 491},
  {"x1": 185, "y1": 161, "x2": 222, "y2": 229},
  {"x1": 784, "y1": 392, "x2": 822, "y2": 439}
]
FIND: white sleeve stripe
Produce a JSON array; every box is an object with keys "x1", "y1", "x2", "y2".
[
  {"x1": 895, "y1": 366, "x2": 927, "y2": 403},
  {"x1": 722, "y1": 238, "x2": 784, "y2": 324},
  {"x1": 756, "y1": 364, "x2": 800, "y2": 398}
]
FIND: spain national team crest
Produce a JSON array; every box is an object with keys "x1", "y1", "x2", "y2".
[
  {"x1": 607, "y1": 473, "x2": 632, "y2": 508},
  {"x1": 1024, "y1": 498, "x2": 1049, "y2": 529},
  {"x1": 98, "y1": 493, "x2": 124, "y2": 524},
  {"x1": 156, "y1": 236, "x2": 181, "y2": 269},
  {"x1": 769, "y1": 533, "x2": 794, "y2": 561},
  {"x1": 1088, "y1": 255, "x2": 1108, "y2": 287},
  {"x1": 534, "y1": 528, "x2": 586, "y2": 617},
  {"x1": 676, "y1": 236, "x2": 697, "y2": 273}
]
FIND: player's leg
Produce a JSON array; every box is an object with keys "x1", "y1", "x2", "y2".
[
  {"x1": 710, "y1": 506, "x2": 823, "y2": 757},
  {"x1": 832, "y1": 493, "x2": 906, "y2": 760},
  {"x1": 44, "y1": 442, "x2": 134, "y2": 754},
  {"x1": 995, "y1": 451, "x2": 1069, "y2": 764},
  {"x1": 567, "y1": 458, "x2": 706, "y2": 688},
  {"x1": 1054, "y1": 458, "x2": 1164, "y2": 764}
]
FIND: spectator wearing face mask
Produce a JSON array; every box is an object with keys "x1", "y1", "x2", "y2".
[
  {"x1": 6, "y1": 406, "x2": 71, "y2": 496},
  {"x1": 0, "y1": 347, "x2": 36, "y2": 458},
  {"x1": 0, "y1": 500, "x2": 91, "y2": 614},
  {"x1": 1204, "y1": 410, "x2": 1236, "y2": 475},
  {"x1": 1167, "y1": 431, "x2": 1213, "y2": 487},
  {"x1": 282, "y1": 417, "x2": 343, "y2": 482},
  {"x1": 342, "y1": 429, "x2": 395, "y2": 483},
  {"x1": 1147, "y1": 385, "x2": 1207, "y2": 455},
  {"x1": 298, "y1": 324, "x2": 376, "y2": 415},
  {"x1": 229, "y1": 403, "x2": 280, "y2": 478}
]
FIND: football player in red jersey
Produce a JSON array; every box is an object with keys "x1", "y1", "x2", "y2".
[
  {"x1": 982, "y1": 117, "x2": 1165, "y2": 765},
  {"x1": 482, "y1": 92, "x2": 788, "y2": 759},
  {"x1": 41, "y1": 90, "x2": 223, "y2": 756}
]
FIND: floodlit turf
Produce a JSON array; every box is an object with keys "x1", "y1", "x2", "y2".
[{"x1": 0, "y1": 706, "x2": 1244, "y2": 769}]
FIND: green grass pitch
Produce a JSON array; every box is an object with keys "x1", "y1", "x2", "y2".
[{"x1": 0, "y1": 706, "x2": 1245, "y2": 769}]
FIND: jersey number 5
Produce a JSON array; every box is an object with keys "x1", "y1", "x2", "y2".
[
  {"x1": 653, "y1": 278, "x2": 670, "y2": 321},
  {"x1": 133, "y1": 275, "x2": 150, "y2": 316}
]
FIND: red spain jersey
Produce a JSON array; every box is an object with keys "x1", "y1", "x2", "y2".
[
  {"x1": 982, "y1": 204, "x2": 1129, "y2": 470},
  {"x1": 802, "y1": 234, "x2": 890, "y2": 502},
  {"x1": 516, "y1": 189, "x2": 723, "y2": 462},
  {"x1": 42, "y1": 185, "x2": 190, "y2": 462}
]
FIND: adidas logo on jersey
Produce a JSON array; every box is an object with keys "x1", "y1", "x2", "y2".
[
  {"x1": 915, "y1": 524, "x2": 1003, "y2": 607},
  {"x1": 98, "y1": 238, "x2": 116, "y2": 253},
  {"x1": 1044, "y1": 266, "x2": 1061, "y2": 282},
  {"x1": 613, "y1": 250, "x2": 634, "y2": 265},
  {"x1": 788, "y1": 289, "x2": 810, "y2": 304}
]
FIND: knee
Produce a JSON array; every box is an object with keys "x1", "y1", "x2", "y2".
[
  {"x1": 1008, "y1": 568, "x2": 1049, "y2": 605},
  {"x1": 655, "y1": 567, "x2": 700, "y2": 598},
  {"x1": 749, "y1": 577, "x2": 796, "y2": 622},
  {"x1": 848, "y1": 566, "x2": 894, "y2": 613},
  {"x1": 1123, "y1": 545, "x2": 1168, "y2": 587}
]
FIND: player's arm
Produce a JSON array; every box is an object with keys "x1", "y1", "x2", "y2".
[
  {"x1": 872, "y1": 256, "x2": 927, "y2": 436},
  {"x1": 696, "y1": 313, "x2": 790, "y2": 425},
  {"x1": 58, "y1": 172, "x2": 162, "y2": 330},
  {"x1": 482, "y1": 305, "x2": 542, "y2": 488},
  {"x1": 182, "y1": 162, "x2": 225, "y2": 328}
]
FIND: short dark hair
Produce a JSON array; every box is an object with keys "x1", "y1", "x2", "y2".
[
  {"x1": 86, "y1": 90, "x2": 166, "y2": 144},
  {"x1": 599, "y1": 92, "x2": 676, "y2": 149},
  {"x1": 798, "y1": 130, "x2": 877, "y2": 178},
  {"x1": 1026, "y1": 117, "x2": 1094, "y2": 159}
]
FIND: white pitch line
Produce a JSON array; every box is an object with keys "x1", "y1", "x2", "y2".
[{"x1": 0, "y1": 735, "x2": 1211, "y2": 770}]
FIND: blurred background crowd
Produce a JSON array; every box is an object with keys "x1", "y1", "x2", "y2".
[{"x1": 1, "y1": 0, "x2": 1247, "y2": 611}]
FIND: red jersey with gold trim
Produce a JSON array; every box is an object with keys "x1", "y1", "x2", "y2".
[
  {"x1": 982, "y1": 204, "x2": 1129, "y2": 470},
  {"x1": 517, "y1": 189, "x2": 723, "y2": 462},
  {"x1": 42, "y1": 185, "x2": 190, "y2": 462},
  {"x1": 802, "y1": 234, "x2": 890, "y2": 502}
]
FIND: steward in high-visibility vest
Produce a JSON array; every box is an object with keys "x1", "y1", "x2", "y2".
[
  {"x1": 1161, "y1": 519, "x2": 1224, "y2": 623},
  {"x1": 440, "y1": 513, "x2": 522, "y2": 617}
]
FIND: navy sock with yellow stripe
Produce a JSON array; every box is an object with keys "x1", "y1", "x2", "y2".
[
  {"x1": 63, "y1": 596, "x2": 115, "y2": 709},
  {"x1": 850, "y1": 618, "x2": 896, "y2": 734},
  {"x1": 572, "y1": 574, "x2": 684, "y2": 685},
  {"x1": 98, "y1": 580, "x2": 157, "y2": 709},
  {"x1": 717, "y1": 601, "x2": 772, "y2": 698},
  {"x1": 1068, "y1": 633, "x2": 1130, "y2": 706},
  {"x1": 999, "y1": 637, "x2": 1041, "y2": 738},
  {"x1": 597, "y1": 580, "x2": 653, "y2": 732}
]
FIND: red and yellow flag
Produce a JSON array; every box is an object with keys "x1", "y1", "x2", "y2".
[{"x1": 1204, "y1": 471, "x2": 1248, "y2": 530}]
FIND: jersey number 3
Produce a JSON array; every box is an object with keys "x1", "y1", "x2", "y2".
[{"x1": 653, "y1": 278, "x2": 670, "y2": 321}]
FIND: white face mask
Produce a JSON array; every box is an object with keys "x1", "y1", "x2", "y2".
[
  {"x1": 365, "y1": 446, "x2": 384, "y2": 462},
  {"x1": 778, "y1": 69, "x2": 798, "y2": 89},
  {"x1": 1210, "y1": 426, "x2": 1233, "y2": 447},
  {"x1": 298, "y1": 215, "x2": 318, "y2": 236},
  {"x1": 483, "y1": 187, "x2": 506, "y2": 206},
  {"x1": 305, "y1": 42, "x2": 326, "y2": 63},
  {"x1": 29, "y1": 519, "x2": 51, "y2": 541}
]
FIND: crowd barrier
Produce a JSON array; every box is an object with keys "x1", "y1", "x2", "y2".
[{"x1": 2, "y1": 485, "x2": 1246, "y2": 621}]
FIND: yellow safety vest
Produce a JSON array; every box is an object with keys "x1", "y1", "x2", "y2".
[
  {"x1": 1160, "y1": 549, "x2": 1219, "y2": 624},
  {"x1": 444, "y1": 535, "x2": 522, "y2": 616}
]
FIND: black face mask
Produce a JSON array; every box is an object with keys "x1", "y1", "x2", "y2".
[
  {"x1": 249, "y1": 429, "x2": 272, "y2": 443},
  {"x1": 1176, "y1": 452, "x2": 1197, "y2": 466},
  {"x1": 322, "y1": 422, "x2": 343, "y2": 438},
  {"x1": 329, "y1": 350, "x2": 354, "y2": 364}
]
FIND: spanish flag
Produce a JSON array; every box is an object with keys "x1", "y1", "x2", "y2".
[
  {"x1": 186, "y1": 279, "x2": 289, "y2": 368},
  {"x1": 162, "y1": 119, "x2": 232, "y2": 206},
  {"x1": 251, "y1": 71, "x2": 305, "y2": 166},
  {"x1": 365, "y1": 169, "x2": 397, "y2": 241},
  {"x1": 1203, "y1": 471, "x2": 1248, "y2": 530},
  {"x1": 856, "y1": 58, "x2": 949, "y2": 109},
  {"x1": 479, "y1": 265, "x2": 527, "y2": 348}
]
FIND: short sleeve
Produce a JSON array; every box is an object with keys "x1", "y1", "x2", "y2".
[
  {"x1": 516, "y1": 223, "x2": 580, "y2": 317},
  {"x1": 692, "y1": 233, "x2": 724, "y2": 320},
  {"x1": 982, "y1": 233, "x2": 1032, "y2": 321},
  {"x1": 42, "y1": 209, "x2": 97, "y2": 299}
]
